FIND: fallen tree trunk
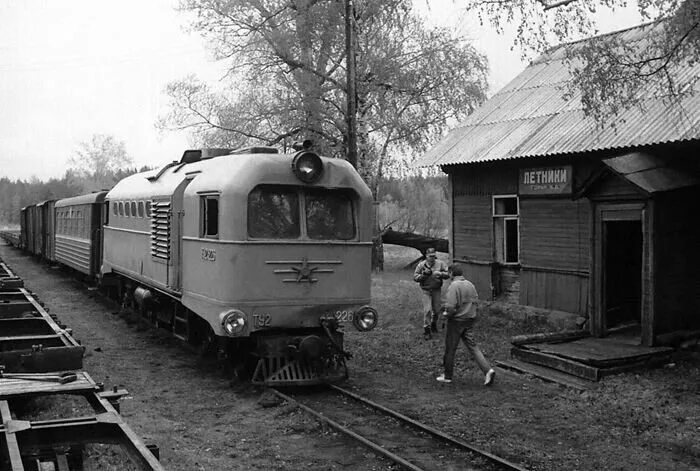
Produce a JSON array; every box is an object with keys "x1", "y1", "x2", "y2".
[{"x1": 381, "y1": 229, "x2": 448, "y2": 254}]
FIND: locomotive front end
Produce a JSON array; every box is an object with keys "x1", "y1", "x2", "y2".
[{"x1": 179, "y1": 144, "x2": 378, "y2": 386}]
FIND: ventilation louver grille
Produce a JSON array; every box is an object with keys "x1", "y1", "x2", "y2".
[{"x1": 150, "y1": 200, "x2": 171, "y2": 260}]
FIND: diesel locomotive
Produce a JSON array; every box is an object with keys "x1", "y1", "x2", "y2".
[{"x1": 19, "y1": 144, "x2": 378, "y2": 386}]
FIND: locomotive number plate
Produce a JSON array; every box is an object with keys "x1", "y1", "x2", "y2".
[
  {"x1": 321, "y1": 310, "x2": 354, "y2": 323},
  {"x1": 201, "y1": 248, "x2": 216, "y2": 261},
  {"x1": 253, "y1": 313, "x2": 271, "y2": 328}
]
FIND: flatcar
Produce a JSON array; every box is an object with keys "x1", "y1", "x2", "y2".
[{"x1": 20, "y1": 144, "x2": 378, "y2": 386}]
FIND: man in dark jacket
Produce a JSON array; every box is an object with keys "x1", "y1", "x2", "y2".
[
  {"x1": 413, "y1": 248, "x2": 449, "y2": 340},
  {"x1": 436, "y1": 263, "x2": 495, "y2": 386}
]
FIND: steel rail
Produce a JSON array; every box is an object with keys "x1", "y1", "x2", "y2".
[
  {"x1": 330, "y1": 384, "x2": 529, "y2": 471},
  {"x1": 271, "y1": 388, "x2": 425, "y2": 471}
]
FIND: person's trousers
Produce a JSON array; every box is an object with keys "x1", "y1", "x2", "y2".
[
  {"x1": 421, "y1": 288, "x2": 441, "y2": 328},
  {"x1": 442, "y1": 317, "x2": 491, "y2": 379}
]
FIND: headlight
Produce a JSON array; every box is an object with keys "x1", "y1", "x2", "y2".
[
  {"x1": 220, "y1": 310, "x2": 246, "y2": 335},
  {"x1": 291, "y1": 151, "x2": 323, "y2": 183},
  {"x1": 353, "y1": 306, "x2": 378, "y2": 332}
]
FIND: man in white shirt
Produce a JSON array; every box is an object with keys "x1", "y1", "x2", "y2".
[{"x1": 436, "y1": 263, "x2": 495, "y2": 386}]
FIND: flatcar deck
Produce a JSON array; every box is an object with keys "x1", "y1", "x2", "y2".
[{"x1": 0, "y1": 252, "x2": 164, "y2": 471}]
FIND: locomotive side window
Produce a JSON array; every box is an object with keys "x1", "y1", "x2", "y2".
[
  {"x1": 306, "y1": 189, "x2": 356, "y2": 240},
  {"x1": 118, "y1": 202, "x2": 124, "y2": 216},
  {"x1": 138, "y1": 201, "x2": 144, "y2": 218},
  {"x1": 201, "y1": 195, "x2": 219, "y2": 238},
  {"x1": 248, "y1": 186, "x2": 300, "y2": 239},
  {"x1": 113, "y1": 202, "x2": 118, "y2": 216},
  {"x1": 145, "y1": 201, "x2": 151, "y2": 217},
  {"x1": 125, "y1": 202, "x2": 131, "y2": 217},
  {"x1": 131, "y1": 202, "x2": 137, "y2": 217}
]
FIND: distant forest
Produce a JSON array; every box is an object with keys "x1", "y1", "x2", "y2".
[
  {"x1": 0, "y1": 167, "x2": 146, "y2": 227},
  {"x1": 1, "y1": 169, "x2": 448, "y2": 238}
]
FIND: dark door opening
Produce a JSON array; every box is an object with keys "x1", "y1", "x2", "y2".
[{"x1": 604, "y1": 220, "x2": 642, "y2": 329}]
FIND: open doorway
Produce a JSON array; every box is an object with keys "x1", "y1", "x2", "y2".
[{"x1": 604, "y1": 220, "x2": 642, "y2": 329}]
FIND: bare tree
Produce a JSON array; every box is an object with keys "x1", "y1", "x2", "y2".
[
  {"x1": 68, "y1": 134, "x2": 134, "y2": 191},
  {"x1": 160, "y1": 0, "x2": 487, "y2": 195},
  {"x1": 465, "y1": 0, "x2": 699, "y2": 121}
]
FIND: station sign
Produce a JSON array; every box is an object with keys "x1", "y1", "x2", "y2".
[{"x1": 519, "y1": 166, "x2": 572, "y2": 195}]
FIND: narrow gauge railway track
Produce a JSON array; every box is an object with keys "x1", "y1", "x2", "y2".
[{"x1": 273, "y1": 384, "x2": 528, "y2": 471}]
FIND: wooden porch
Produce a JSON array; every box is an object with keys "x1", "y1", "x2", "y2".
[{"x1": 497, "y1": 330, "x2": 675, "y2": 389}]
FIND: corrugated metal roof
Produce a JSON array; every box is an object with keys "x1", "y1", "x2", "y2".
[{"x1": 416, "y1": 22, "x2": 700, "y2": 168}]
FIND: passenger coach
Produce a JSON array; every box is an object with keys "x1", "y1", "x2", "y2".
[{"x1": 54, "y1": 192, "x2": 107, "y2": 277}]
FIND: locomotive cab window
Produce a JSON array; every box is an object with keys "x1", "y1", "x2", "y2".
[
  {"x1": 248, "y1": 186, "x2": 300, "y2": 239},
  {"x1": 200, "y1": 195, "x2": 219, "y2": 238},
  {"x1": 306, "y1": 188, "x2": 355, "y2": 240}
]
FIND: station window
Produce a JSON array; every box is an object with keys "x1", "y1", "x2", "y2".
[
  {"x1": 201, "y1": 195, "x2": 219, "y2": 238},
  {"x1": 138, "y1": 201, "x2": 144, "y2": 218},
  {"x1": 493, "y1": 195, "x2": 519, "y2": 264}
]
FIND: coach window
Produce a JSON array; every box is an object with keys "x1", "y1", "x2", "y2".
[
  {"x1": 200, "y1": 195, "x2": 219, "y2": 238},
  {"x1": 138, "y1": 201, "x2": 144, "y2": 218},
  {"x1": 306, "y1": 188, "x2": 355, "y2": 240},
  {"x1": 248, "y1": 186, "x2": 300, "y2": 239},
  {"x1": 493, "y1": 195, "x2": 519, "y2": 264}
]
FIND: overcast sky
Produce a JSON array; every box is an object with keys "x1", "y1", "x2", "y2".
[{"x1": 0, "y1": 0, "x2": 641, "y2": 181}]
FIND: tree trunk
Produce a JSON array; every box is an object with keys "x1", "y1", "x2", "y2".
[{"x1": 371, "y1": 202, "x2": 383, "y2": 271}]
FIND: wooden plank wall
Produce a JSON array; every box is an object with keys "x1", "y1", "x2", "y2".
[
  {"x1": 653, "y1": 187, "x2": 700, "y2": 334},
  {"x1": 451, "y1": 165, "x2": 519, "y2": 299},
  {"x1": 519, "y1": 198, "x2": 590, "y2": 314}
]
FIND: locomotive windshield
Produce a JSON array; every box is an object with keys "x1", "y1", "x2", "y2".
[
  {"x1": 247, "y1": 187, "x2": 300, "y2": 238},
  {"x1": 248, "y1": 185, "x2": 355, "y2": 240}
]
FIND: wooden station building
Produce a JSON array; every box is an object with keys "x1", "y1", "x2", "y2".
[{"x1": 417, "y1": 23, "x2": 700, "y2": 347}]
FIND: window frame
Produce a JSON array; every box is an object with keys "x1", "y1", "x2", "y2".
[
  {"x1": 246, "y1": 185, "x2": 357, "y2": 241},
  {"x1": 200, "y1": 194, "x2": 220, "y2": 239},
  {"x1": 492, "y1": 195, "x2": 520, "y2": 265}
]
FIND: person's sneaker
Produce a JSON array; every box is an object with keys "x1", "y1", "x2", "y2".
[
  {"x1": 436, "y1": 374, "x2": 452, "y2": 383},
  {"x1": 484, "y1": 369, "x2": 496, "y2": 386}
]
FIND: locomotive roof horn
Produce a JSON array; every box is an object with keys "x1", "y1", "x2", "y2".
[{"x1": 291, "y1": 140, "x2": 313, "y2": 151}]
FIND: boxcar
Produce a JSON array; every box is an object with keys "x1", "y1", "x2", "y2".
[
  {"x1": 20, "y1": 204, "x2": 40, "y2": 255},
  {"x1": 37, "y1": 199, "x2": 56, "y2": 261},
  {"x1": 54, "y1": 192, "x2": 108, "y2": 277}
]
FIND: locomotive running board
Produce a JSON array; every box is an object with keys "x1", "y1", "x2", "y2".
[{"x1": 252, "y1": 357, "x2": 348, "y2": 387}]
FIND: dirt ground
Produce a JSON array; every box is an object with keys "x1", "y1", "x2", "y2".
[{"x1": 2, "y1": 241, "x2": 699, "y2": 471}]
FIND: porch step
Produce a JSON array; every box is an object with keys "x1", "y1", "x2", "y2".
[
  {"x1": 511, "y1": 346, "x2": 601, "y2": 381},
  {"x1": 496, "y1": 359, "x2": 595, "y2": 391},
  {"x1": 511, "y1": 343, "x2": 676, "y2": 382}
]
